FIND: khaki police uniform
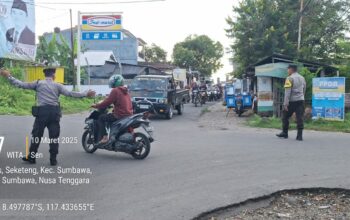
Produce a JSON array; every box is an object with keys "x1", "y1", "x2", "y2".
[
  {"x1": 7, "y1": 71, "x2": 88, "y2": 165},
  {"x1": 282, "y1": 72, "x2": 306, "y2": 135}
]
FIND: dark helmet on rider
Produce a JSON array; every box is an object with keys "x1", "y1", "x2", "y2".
[{"x1": 108, "y1": 74, "x2": 124, "y2": 88}]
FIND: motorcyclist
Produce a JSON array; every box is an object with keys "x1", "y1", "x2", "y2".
[
  {"x1": 191, "y1": 81, "x2": 199, "y2": 103},
  {"x1": 199, "y1": 82, "x2": 208, "y2": 101},
  {"x1": 91, "y1": 74, "x2": 133, "y2": 144},
  {"x1": 199, "y1": 82, "x2": 207, "y2": 91}
]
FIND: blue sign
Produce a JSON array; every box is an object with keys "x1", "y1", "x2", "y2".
[
  {"x1": 82, "y1": 31, "x2": 122, "y2": 40},
  {"x1": 312, "y1": 77, "x2": 346, "y2": 121}
]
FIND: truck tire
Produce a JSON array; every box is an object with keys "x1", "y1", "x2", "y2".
[
  {"x1": 166, "y1": 106, "x2": 173, "y2": 119},
  {"x1": 176, "y1": 103, "x2": 184, "y2": 115}
]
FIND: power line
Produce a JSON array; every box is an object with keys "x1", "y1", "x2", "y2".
[
  {"x1": 0, "y1": 1, "x2": 66, "y2": 10},
  {"x1": 37, "y1": 11, "x2": 70, "y2": 23},
  {"x1": 36, "y1": 0, "x2": 165, "y2": 5}
]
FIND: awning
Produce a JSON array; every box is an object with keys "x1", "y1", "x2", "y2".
[{"x1": 255, "y1": 63, "x2": 289, "y2": 78}]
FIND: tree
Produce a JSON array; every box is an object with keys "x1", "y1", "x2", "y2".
[
  {"x1": 334, "y1": 38, "x2": 350, "y2": 92},
  {"x1": 172, "y1": 35, "x2": 224, "y2": 77},
  {"x1": 36, "y1": 31, "x2": 80, "y2": 85},
  {"x1": 144, "y1": 43, "x2": 167, "y2": 63},
  {"x1": 226, "y1": 0, "x2": 350, "y2": 77}
]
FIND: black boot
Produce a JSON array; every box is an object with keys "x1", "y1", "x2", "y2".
[
  {"x1": 22, "y1": 154, "x2": 36, "y2": 164},
  {"x1": 296, "y1": 129, "x2": 303, "y2": 141},
  {"x1": 276, "y1": 131, "x2": 288, "y2": 139},
  {"x1": 50, "y1": 154, "x2": 57, "y2": 166}
]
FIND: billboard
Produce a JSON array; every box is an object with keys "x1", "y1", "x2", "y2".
[
  {"x1": 82, "y1": 15, "x2": 122, "y2": 31},
  {"x1": 0, "y1": 0, "x2": 36, "y2": 61},
  {"x1": 81, "y1": 14, "x2": 122, "y2": 41},
  {"x1": 312, "y1": 77, "x2": 346, "y2": 121}
]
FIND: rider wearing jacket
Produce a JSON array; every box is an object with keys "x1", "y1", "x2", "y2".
[{"x1": 91, "y1": 75, "x2": 133, "y2": 144}]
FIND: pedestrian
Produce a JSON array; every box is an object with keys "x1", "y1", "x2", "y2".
[
  {"x1": 276, "y1": 64, "x2": 306, "y2": 141},
  {"x1": 0, "y1": 67, "x2": 96, "y2": 165}
]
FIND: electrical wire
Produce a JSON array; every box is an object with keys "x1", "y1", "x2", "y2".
[
  {"x1": 37, "y1": 0, "x2": 165, "y2": 4},
  {"x1": 37, "y1": 11, "x2": 70, "y2": 23},
  {"x1": 0, "y1": 0, "x2": 165, "y2": 5}
]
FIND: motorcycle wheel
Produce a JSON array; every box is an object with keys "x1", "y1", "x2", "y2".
[
  {"x1": 82, "y1": 130, "x2": 98, "y2": 153},
  {"x1": 166, "y1": 106, "x2": 173, "y2": 120},
  {"x1": 176, "y1": 103, "x2": 184, "y2": 115},
  {"x1": 131, "y1": 133, "x2": 151, "y2": 160}
]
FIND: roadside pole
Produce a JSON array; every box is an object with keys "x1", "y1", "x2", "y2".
[
  {"x1": 85, "y1": 57, "x2": 91, "y2": 88},
  {"x1": 77, "y1": 11, "x2": 82, "y2": 91},
  {"x1": 297, "y1": 0, "x2": 304, "y2": 52},
  {"x1": 70, "y1": 9, "x2": 76, "y2": 90}
]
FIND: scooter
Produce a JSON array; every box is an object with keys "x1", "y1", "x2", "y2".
[
  {"x1": 82, "y1": 107, "x2": 154, "y2": 160},
  {"x1": 200, "y1": 90, "x2": 207, "y2": 105}
]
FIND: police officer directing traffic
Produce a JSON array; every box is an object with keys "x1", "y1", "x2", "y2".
[
  {"x1": 276, "y1": 64, "x2": 306, "y2": 141},
  {"x1": 0, "y1": 68, "x2": 96, "y2": 165}
]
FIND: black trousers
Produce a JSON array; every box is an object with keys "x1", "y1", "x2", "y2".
[
  {"x1": 97, "y1": 113, "x2": 119, "y2": 140},
  {"x1": 282, "y1": 100, "x2": 305, "y2": 132},
  {"x1": 30, "y1": 106, "x2": 61, "y2": 159}
]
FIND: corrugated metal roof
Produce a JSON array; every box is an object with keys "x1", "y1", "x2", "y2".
[{"x1": 77, "y1": 50, "x2": 117, "y2": 66}]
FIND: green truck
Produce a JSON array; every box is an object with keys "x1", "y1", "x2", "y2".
[{"x1": 129, "y1": 75, "x2": 190, "y2": 119}]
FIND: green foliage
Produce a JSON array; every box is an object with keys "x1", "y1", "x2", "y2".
[
  {"x1": 36, "y1": 32, "x2": 80, "y2": 85},
  {"x1": 144, "y1": 43, "x2": 167, "y2": 63},
  {"x1": 299, "y1": 67, "x2": 316, "y2": 101},
  {"x1": 334, "y1": 39, "x2": 350, "y2": 92},
  {"x1": 0, "y1": 66, "x2": 95, "y2": 115},
  {"x1": 227, "y1": 0, "x2": 350, "y2": 77},
  {"x1": 247, "y1": 113, "x2": 350, "y2": 133},
  {"x1": 172, "y1": 35, "x2": 224, "y2": 77},
  {"x1": 0, "y1": 83, "x2": 95, "y2": 115}
]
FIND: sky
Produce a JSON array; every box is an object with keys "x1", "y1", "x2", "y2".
[{"x1": 33, "y1": 0, "x2": 238, "y2": 81}]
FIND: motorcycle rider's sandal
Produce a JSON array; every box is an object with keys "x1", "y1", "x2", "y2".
[{"x1": 98, "y1": 136, "x2": 109, "y2": 145}]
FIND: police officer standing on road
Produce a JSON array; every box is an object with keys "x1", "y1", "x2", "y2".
[
  {"x1": 0, "y1": 68, "x2": 96, "y2": 165},
  {"x1": 276, "y1": 64, "x2": 306, "y2": 141}
]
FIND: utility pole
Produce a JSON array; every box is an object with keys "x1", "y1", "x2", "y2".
[
  {"x1": 297, "y1": 0, "x2": 304, "y2": 52},
  {"x1": 77, "y1": 11, "x2": 81, "y2": 91},
  {"x1": 70, "y1": 9, "x2": 76, "y2": 90}
]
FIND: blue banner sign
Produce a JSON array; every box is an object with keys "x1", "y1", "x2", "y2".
[
  {"x1": 82, "y1": 31, "x2": 122, "y2": 40},
  {"x1": 312, "y1": 77, "x2": 346, "y2": 121}
]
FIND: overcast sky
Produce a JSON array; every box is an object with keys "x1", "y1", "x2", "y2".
[{"x1": 34, "y1": 0, "x2": 238, "y2": 80}]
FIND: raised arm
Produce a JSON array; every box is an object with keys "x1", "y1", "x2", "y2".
[
  {"x1": 0, "y1": 69, "x2": 37, "y2": 90},
  {"x1": 92, "y1": 89, "x2": 117, "y2": 109},
  {"x1": 57, "y1": 84, "x2": 95, "y2": 98}
]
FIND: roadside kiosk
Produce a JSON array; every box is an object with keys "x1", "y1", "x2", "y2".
[
  {"x1": 225, "y1": 83, "x2": 235, "y2": 117},
  {"x1": 225, "y1": 80, "x2": 253, "y2": 117}
]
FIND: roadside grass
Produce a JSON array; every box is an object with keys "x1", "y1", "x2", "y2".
[
  {"x1": 247, "y1": 113, "x2": 350, "y2": 133},
  {"x1": 0, "y1": 79, "x2": 97, "y2": 116},
  {"x1": 200, "y1": 107, "x2": 211, "y2": 116}
]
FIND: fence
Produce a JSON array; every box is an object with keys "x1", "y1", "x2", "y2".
[{"x1": 64, "y1": 85, "x2": 111, "y2": 96}]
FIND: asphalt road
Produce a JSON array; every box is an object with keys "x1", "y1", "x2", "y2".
[{"x1": 0, "y1": 103, "x2": 349, "y2": 220}]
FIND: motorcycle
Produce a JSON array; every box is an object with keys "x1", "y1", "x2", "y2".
[
  {"x1": 200, "y1": 90, "x2": 207, "y2": 105},
  {"x1": 208, "y1": 89, "x2": 218, "y2": 102},
  {"x1": 193, "y1": 89, "x2": 200, "y2": 107},
  {"x1": 82, "y1": 107, "x2": 154, "y2": 160}
]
